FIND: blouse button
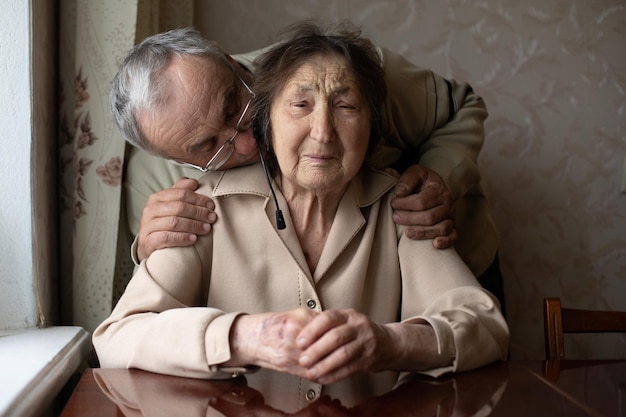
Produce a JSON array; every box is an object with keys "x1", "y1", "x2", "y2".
[
  {"x1": 305, "y1": 389, "x2": 317, "y2": 401},
  {"x1": 306, "y1": 299, "x2": 317, "y2": 309}
]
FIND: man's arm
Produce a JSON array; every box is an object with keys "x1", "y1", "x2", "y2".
[
  {"x1": 392, "y1": 165, "x2": 456, "y2": 248},
  {"x1": 377, "y1": 48, "x2": 487, "y2": 198},
  {"x1": 125, "y1": 146, "x2": 215, "y2": 263},
  {"x1": 374, "y1": 47, "x2": 488, "y2": 248}
]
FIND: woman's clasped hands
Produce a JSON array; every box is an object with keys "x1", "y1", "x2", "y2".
[{"x1": 231, "y1": 308, "x2": 392, "y2": 385}]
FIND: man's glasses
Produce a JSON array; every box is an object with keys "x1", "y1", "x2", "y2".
[{"x1": 178, "y1": 71, "x2": 255, "y2": 172}]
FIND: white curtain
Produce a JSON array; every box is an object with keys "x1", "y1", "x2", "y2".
[{"x1": 58, "y1": 0, "x2": 193, "y2": 332}]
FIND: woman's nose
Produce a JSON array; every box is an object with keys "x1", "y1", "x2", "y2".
[{"x1": 310, "y1": 107, "x2": 334, "y2": 143}]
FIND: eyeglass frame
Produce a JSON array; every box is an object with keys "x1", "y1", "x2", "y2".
[{"x1": 176, "y1": 68, "x2": 256, "y2": 172}]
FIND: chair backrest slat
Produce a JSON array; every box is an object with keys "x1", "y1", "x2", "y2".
[
  {"x1": 562, "y1": 308, "x2": 626, "y2": 333},
  {"x1": 543, "y1": 297, "x2": 626, "y2": 360}
]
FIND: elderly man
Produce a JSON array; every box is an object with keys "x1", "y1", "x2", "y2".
[{"x1": 112, "y1": 26, "x2": 503, "y2": 309}]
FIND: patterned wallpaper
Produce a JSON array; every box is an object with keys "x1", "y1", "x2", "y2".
[{"x1": 195, "y1": 0, "x2": 626, "y2": 360}]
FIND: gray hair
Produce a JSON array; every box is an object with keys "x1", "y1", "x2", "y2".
[{"x1": 109, "y1": 27, "x2": 228, "y2": 154}]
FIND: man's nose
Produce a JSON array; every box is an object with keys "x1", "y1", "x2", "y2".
[{"x1": 233, "y1": 127, "x2": 258, "y2": 154}]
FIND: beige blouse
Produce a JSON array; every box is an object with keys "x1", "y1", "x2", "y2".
[{"x1": 94, "y1": 165, "x2": 508, "y2": 400}]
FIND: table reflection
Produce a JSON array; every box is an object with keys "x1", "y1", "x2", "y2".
[{"x1": 92, "y1": 362, "x2": 508, "y2": 417}]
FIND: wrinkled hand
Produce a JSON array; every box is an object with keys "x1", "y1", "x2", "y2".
[
  {"x1": 136, "y1": 177, "x2": 216, "y2": 262},
  {"x1": 296, "y1": 309, "x2": 393, "y2": 385},
  {"x1": 230, "y1": 309, "x2": 319, "y2": 378},
  {"x1": 391, "y1": 165, "x2": 456, "y2": 249}
]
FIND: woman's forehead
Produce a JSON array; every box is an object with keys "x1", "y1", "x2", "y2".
[{"x1": 282, "y1": 54, "x2": 358, "y2": 91}]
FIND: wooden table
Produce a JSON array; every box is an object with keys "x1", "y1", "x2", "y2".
[{"x1": 61, "y1": 360, "x2": 626, "y2": 417}]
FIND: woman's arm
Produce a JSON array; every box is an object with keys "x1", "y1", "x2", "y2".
[
  {"x1": 291, "y1": 237, "x2": 508, "y2": 384},
  {"x1": 93, "y1": 240, "x2": 249, "y2": 379}
]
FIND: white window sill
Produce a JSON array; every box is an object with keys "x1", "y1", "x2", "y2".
[{"x1": 0, "y1": 326, "x2": 92, "y2": 417}]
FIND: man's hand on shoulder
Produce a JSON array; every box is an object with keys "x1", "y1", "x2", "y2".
[
  {"x1": 391, "y1": 165, "x2": 457, "y2": 249},
  {"x1": 136, "y1": 177, "x2": 217, "y2": 262}
]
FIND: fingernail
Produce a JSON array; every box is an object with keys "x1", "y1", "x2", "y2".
[
  {"x1": 300, "y1": 354, "x2": 310, "y2": 366},
  {"x1": 202, "y1": 223, "x2": 211, "y2": 232},
  {"x1": 297, "y1": 337, "x2": 307, "y2": 348},
  {"x1": 395, "y1": 183, "x2": 408, "y2": 194}
]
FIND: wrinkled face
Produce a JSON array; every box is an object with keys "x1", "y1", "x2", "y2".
[
  {"x1": 139, "y1": 55, "x2": 258, "y2": 170},
  {"x1": 270, "y1": 53, "x2": 371, "y2": 195}
]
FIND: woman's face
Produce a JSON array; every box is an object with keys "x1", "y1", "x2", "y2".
[{"x1": 270, "y1": 53, "x2": 371, "y2": 195}]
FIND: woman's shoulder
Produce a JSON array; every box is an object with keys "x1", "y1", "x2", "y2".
[
  {"x1": 351, "y1": 169, "x2": 398, "y2": 207},
  {"x1": 196, "y1": 164, "x2": 268, "y2": 198}
]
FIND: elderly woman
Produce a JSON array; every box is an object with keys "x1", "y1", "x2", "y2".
[{"x1": 93, "y1": 23, "x2": 508, "y2": 390}]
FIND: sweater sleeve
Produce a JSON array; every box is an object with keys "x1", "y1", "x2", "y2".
[
  {"x1": 396, "y1": 235, "x2": 509, "y2": 377},
  {"x1": 374, "y1": 47, "x2": 488, "y2": 201}
]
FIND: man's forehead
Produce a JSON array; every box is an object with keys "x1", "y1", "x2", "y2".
[
  {"x1": 163, "y1": 55, "x2": 237, "y2": 118},
  {"x1": 138, "y1": 55, "x2": 236, "y2": 155},
  {"x1": 168, "y1": 54, "x2": 233, "y2": 91}
]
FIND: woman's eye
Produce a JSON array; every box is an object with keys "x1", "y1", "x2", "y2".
[
  {"x1": 336, "y1": 101, "x2": 356, "y2": 109},
  {"x1": 288, "y1": 101, "x2": 310, "y2": 112},
  {"x1": 289, "y1": 98, "x2": 308, "y2": 107}
]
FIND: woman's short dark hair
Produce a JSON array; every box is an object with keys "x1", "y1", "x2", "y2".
[{"x1": 253, "y1": 21, "x2": 387, "y2": 176}]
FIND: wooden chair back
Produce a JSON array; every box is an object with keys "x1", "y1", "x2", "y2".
[{"x1": 543, "y1": 297, "x2": 626, "y2": 360}]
